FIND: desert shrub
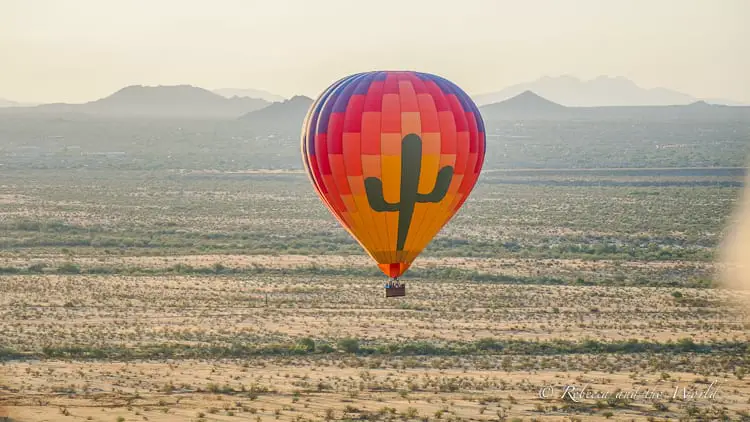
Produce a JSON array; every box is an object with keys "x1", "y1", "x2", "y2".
[
  {"x1": 296, "y1": 337, "x2": 315, "y2": 353},
  {"x1": 337, "y1": 338, "x2": 360, "y2": 353},
  {"x1": 56, "y1": 262, "x2": 81, "y2": 274}
]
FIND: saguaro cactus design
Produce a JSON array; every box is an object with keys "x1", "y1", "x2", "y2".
[{"x1": 365, "y1": 133, "x2": 454, "y2": 251}]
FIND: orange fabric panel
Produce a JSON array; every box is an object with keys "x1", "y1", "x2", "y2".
[
  {"x1": 401, "y1": 112, "x2": 421, "y2": 136},
  {"x1": 340, "y1": 211, "x2": 354, "y2": 229},
  {"x1": 341, "y1": 195, "x2": 357, "y2": 213},
  {"x1": 439, "y1": 153, "x2": 456, "y2": 169},
  {"x1": 348, "y1": 175, "x2": 366, "y2": 196},
  {"x1": 381, "y1": 94, "x2": 401, "y2": 133},
  {"x1": 361, "y1": 155, "x2": 381, "y2": 178},
  {"x1": 381, "y1": 133, "x2": 403, "y2": 156},
  {"x1": 448, "y1": 174, "x2": 463, "y2": 195},
  {"x1": 421, "y1": 132, "x2": 441, "y2": 155}
]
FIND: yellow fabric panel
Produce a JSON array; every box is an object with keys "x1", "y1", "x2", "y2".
[
  {"x1": 415, "y1": 202, "x2": 448, "y2": 255},
  {"x1": 342, "y1": 195, "x2": 373, "y2": 251},
  {"x1": 401, "y1": 201, "x2": 427, "y2": 255},
  {"x1": 384, "y1": 210, "x2": 399, "y2": 261},
  {"x1": 400, "y1": 150, "x2": 458, "y2": 265},
  {"x1": 341, "y1": 195, "x2": 357, "y2": 214},
  {"x1": 352, "y1": 194, "x2": 389, "y2": 263},
  {"x1": 404, "y1": 192, "x2": 456, "y2": 264},
  {"x1": 417, "y1": 154, "x2": 440, "y2": 194},
  {"x1": 401, "y1": 201, "x2": 436, "y2": 258},
  {"x1": 381, "y1": 155, "x2": 401, "y2": 204}
]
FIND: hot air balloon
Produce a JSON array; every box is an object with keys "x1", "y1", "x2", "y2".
[{"x1": 301, "y1": 71, "x2": 485, "y2": 296}]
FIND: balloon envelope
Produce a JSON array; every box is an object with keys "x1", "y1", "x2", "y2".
[{"x1": 301, "y1": 71, "x2": 485, "y2": 278}]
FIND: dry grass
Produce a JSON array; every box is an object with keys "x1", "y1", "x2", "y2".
[
  {"x1": 4, "y1": 360, "x2": 749, "y2": 421},
  {"x1": 2, "y1": 169, "x2": 748, "y2": 421},
  {"x1": 2, "y1": 271, "x2": 749, "y2": 421}
]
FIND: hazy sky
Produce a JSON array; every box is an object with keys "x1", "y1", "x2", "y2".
[{"x1": 2, "y1": 0, "x2": 748, "y2": 103}]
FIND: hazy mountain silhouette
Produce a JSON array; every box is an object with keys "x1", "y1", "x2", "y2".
[
  {"x1": 473, "y1": 75, "x2": 744, "y2": 107},
  {"x1": 480, "y1": 90, "x2": 566, "y2": 118},
  {"x1": 0, "y1": 97, "x2": 34, "y2": 107},
  {"x1": 29, "y1": 85, "x2": 269, "y2": 118},
  {"x1": 480, "y1": 91, "x2": 750, "y2": 121},
  {"x1": 238, "y1": 95, "x2": 313, "y2": 134},
  {"x1": 0, "y1": 98, "x2": 19, "y2": 107},
  {"x1": 213, "y1": 88, "x2": 286, "y2": 103},
  {"x1": 4, "y1": 84, "x2": 747, "y2": 123}
]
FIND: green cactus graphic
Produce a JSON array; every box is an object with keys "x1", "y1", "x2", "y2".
[{"x1": 365, "y1": 133, "x2": 454, "y2": 251}]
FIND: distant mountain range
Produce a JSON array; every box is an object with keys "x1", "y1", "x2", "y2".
[
  {"x1": 9, "y1": 85, "x2": 270, "y2": 118},
  {"x1": 1, "y1": 83, "x2": 747, "y2": 124},
  {"x1": 213, "y1": 88, "x2": 286, "y2": 103},
  {"x1": 481, "y1": 91, "x2": 566, "y2": 117},
  {"x1": 232, "y1": 89, "x2": 748, "y2": 133},
  {"x1": 0, "y1": 98, "x2": 19, "y2": 107},
  {"x1": 473, "y1": 75, "x2": 745, "y2": 107},
  {"x1": 238, "y1": 95, "x2": 313, "y2": 134},
  {"x1": 479, "y1": 90, "x2": 750, "y2": 121},
  {"x1": 0, "y1": 97, "x2": 36, "y2": 107}
]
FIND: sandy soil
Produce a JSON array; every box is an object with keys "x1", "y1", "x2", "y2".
[
  {"x1": 3, "y1": 360, "x2": 749, "y2": 422},
  {"x1": 2, "y1": 271, "x2": 749, "y2": 421}
]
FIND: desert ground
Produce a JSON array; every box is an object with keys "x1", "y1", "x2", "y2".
[
  {"x1": 1, "y1": 168, "x2": 749, "y2": 421},
  {"x1": 2, "y1": 272, "x2": 750, "y2": 422}
]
